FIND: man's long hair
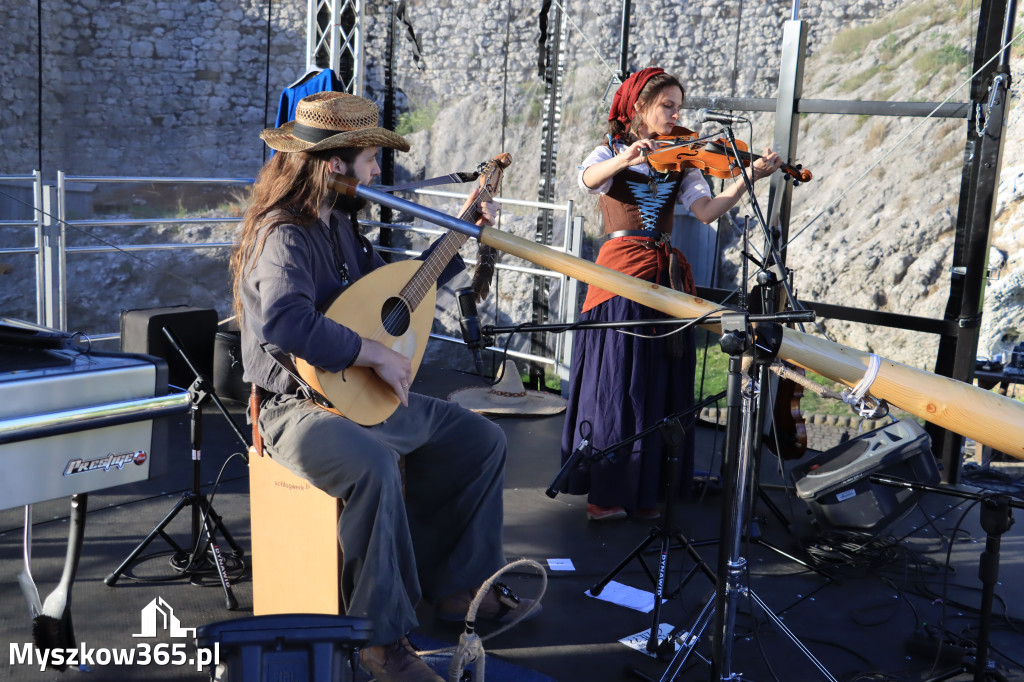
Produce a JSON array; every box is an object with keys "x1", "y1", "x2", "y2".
[
  {"x1": 606, "y1": 72, "x2": 684, "y2": 143},
  {"x1": 230, "y1": 147, "x2": 360, "y2": 323}
]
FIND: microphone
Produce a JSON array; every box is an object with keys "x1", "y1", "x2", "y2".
[
  {"x1": 456, "y1": 287, "x2": 485, "y2": 375},
  {"x1": 546, "y1": 437, "x2": 589, "y2": 498},
  {"x1": 696, "y1": 108, "x2": 748, "y2": 125}
]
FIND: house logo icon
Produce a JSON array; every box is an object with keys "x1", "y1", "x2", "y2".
[{"x1": 133, "y1": 597, "x2": 196, "y2": 638}]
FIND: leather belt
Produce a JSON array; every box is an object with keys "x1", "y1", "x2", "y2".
[
  {"x1": 606, "y1": 229, "x2": 670, "y2": 244},
  {"x1": 250, "y1": 384, "x2": 265, "y2": 457}
]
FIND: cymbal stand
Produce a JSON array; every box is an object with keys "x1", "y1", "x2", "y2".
[
  {"x1": 658, "y1": 312, "x2": 836, "y2": 682},
  {"x1": 105, "y1": 327, "x2": 249, "y2": 610}
]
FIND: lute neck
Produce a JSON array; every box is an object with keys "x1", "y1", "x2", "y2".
[{"x1": 397, "y1": 187, "x2": 492, "y2": 308}]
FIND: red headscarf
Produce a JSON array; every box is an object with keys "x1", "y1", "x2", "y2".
[{"x1": 607, "y1": 67, "x2": 665, "y2": 125}]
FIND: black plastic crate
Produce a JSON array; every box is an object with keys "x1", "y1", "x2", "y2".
[{"x1": 195, "y1": 614, "x2": 373, "y2": 682}]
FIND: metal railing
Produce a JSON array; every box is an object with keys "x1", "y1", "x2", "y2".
[
  {"x1": 2, "y1": 173, "x2": 583, "y2": 378},
  {"x1": 51, "y1": 173, "x2": 250, "y2": 338},
  {"x1": 0, "y1": 171, "x2": 46, "y2": 324},
  {"x1": 354, "y1": 187, "x2": 583, "y2": 376}
]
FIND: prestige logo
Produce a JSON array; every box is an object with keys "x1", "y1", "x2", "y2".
[{"x1": 63, "y1": 450, "x2": 147, "y2": 476}]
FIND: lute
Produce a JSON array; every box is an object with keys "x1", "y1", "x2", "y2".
[{"x1": 295, "y1": 153, "x2": 511, "y2": 426}]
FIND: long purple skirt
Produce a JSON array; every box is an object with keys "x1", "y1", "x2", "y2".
[{"x1": 559, "y1": 293, "x2": 696, "y2": 511}]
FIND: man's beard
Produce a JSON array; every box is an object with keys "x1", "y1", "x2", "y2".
[{"x1": 330, "y1": 191, "x2": 368, "y2": 214}]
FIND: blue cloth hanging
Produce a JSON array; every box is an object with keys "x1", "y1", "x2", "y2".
[
  {"x1": 271, "y1": 68, "x2": 343, "y2": 155},
  {"x1": 276, "y1": 68, "x2": 342, "y2": 126}
]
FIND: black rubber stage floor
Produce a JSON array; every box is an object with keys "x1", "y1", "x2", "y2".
[{"x1": 2, "y1": 362, "x2": 1024, "y2": 682}]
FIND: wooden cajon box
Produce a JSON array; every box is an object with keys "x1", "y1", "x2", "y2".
[{"x1": 249, "y1": 450, "x2": 343, "y2": 615}]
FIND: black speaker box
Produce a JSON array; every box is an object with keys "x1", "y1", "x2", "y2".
[
  {"x1": 120, "y1": 306, "x2": 218, "y2": 390},
  {"x1": 195, "y1": 614, "x2": 373, "y2": 682},
  {"x1": 791, "y1": 419, "x2": 940, "y2": 534},
  {"x1": 213, "y1": 331, "x2": 249, "y2": 403}
]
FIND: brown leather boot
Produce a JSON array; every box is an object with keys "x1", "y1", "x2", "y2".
[{"x1": 359, "y1": 636, "x2": 442, "y2": 682}]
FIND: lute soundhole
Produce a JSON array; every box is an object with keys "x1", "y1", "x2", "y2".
[{"x1": 380, "y1": 297, "x2": 412, "y2": 336}]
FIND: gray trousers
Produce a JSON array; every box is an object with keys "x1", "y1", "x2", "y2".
[{"x1": 257, "y1": 391, "x2": 508, "y2": 646}]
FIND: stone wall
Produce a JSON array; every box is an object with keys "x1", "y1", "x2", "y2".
[
  {"x1": 363, "y1": 0, "x2": 904, "y2": 107},
  {"x1": 1, "y1": 0, "x2": 306, "y2": 179}
]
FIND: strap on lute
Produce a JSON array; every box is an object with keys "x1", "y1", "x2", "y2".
[{"x1": 260, "y1": 342, "x2": 335, "y2": 410}]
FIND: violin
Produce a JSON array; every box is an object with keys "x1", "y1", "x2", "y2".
[
  {"x1": 767, "y1": 369, "x2": 808, "y2": 460},
  {"x1": 643, "y1": 127, "x2": 812, "y2": 185}
]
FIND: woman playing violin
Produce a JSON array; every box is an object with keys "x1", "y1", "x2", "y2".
[{"x1": 558, "y1": 67, "x2": 782, "y2": 521}]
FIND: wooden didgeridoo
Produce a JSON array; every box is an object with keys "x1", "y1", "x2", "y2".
[
  {"x1": 477, "y1": 225, "x2": 1024, "y2": 460},
  {"x1": 327, "y1": 173, "x2": 1022, "y2": 459}
]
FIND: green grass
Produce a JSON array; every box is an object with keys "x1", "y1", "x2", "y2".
[
  {"x1": 848, "y1": 114, "x2": 870, "y2": 135},
  {"x1": 842, "y1": 64, "x2": 891, "y2": 91},
  {"x1": 836, "y1": 37, "x2": 966, "y2": 95},
  {"x1": 878, "y1": 34, "x2": 904, "y2": 60},
  {"x1": 395, "y1": 103, "x2": 441, "y2": 136},
  {"x1": 913, "y1": 42, "x2": 970, "y2": 74},
  {"x1": 694, "y1": 329, "x2": 729, "y2": 400},
  {"x1": 829, "y1": 0, "x2": 964, "y2": 57}
]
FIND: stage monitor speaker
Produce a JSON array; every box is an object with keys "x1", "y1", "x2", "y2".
[
  {"x1": 196, "y1": 613, "x2": 373, "y2": 682},
  {"x1": 791, "y1": 419, "x2": 940, "y2": 534},
  {"x1": 120, "y1": 306, "x2": 218, "y2": 390}
]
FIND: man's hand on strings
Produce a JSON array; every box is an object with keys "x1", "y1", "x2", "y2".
[{"x1": 460, "y1": 187, "x2": 501, "y2": 227}]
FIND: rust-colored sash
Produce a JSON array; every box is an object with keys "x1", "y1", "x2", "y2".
[{"x1": 582, "y1": 238, "x2": 696, "y2": 313}]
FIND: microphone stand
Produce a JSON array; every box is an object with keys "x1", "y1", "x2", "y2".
[
  {"x1": 478, "y1": 313, "x2": 815, "y2": 367},
  {"x1": 721, "y1": 131, "x2": 833, "y2": 582},
  {"x1": 653, "y1": 312, "x2": 835, "y2": 682},
  {"x1": 547, "y1": 391, "x2": 724, "y2": 657},
  {"x1": 646, "y1": 130, "x2": 834, "y2": 681},
  {"x1": 870, "y1": 475, "x2": 1019, "y2": 682},
  {"x1": 485, "y1": 316, "x2": 714, "y2": 337},
  {"x1": 105, "y1": 327, "x2": 249, "y2": 610}
]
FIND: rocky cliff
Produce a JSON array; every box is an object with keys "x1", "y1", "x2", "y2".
[{"x1": 400, "y1": 0, "x2": 1024, "y2": 372}]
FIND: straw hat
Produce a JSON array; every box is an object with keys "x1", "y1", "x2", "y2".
[
  {"x1": 448, "y1": 360, "x2": 567, "y2": 416},
  {"x1": 261, "y1": 91, "x2": 410, "y2": 153}
]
